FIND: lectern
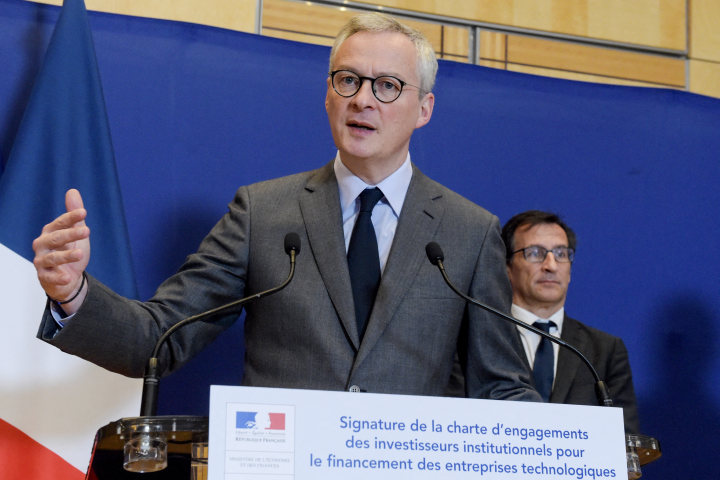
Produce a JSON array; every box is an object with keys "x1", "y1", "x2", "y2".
[
  {"x1": 86, "y1": 394, "x2": 661, "y2": 480},
  {"x1": 87, "y1": 416, "x2": 208, "y2": 479}
]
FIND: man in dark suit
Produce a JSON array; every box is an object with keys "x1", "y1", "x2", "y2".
[
  {"x1": 31, "y1": 14, "x2": 539, "y2": 401},
  {"x1": 502, "y1": 211, "x2": 640, "y2": 432}
]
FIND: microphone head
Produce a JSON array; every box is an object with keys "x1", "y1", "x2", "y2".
[
  {"x1": 425, "y1": 242, "x2": 444, "y2": 266},
  {"x1": 284, "y1": 232, "x2": 301, "y2": 255}
]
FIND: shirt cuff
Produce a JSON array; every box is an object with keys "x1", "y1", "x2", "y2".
[{"x1": 49, "y1": 300, "x2": 75, "y2": 329}]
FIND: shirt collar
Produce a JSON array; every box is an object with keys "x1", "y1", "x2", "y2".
[
  {"x1": 511, "y1": 304, "x2": 565, "y2": 332},
  {"x1": 334, "y1": 152, "x2": 413, "y2": 217}
]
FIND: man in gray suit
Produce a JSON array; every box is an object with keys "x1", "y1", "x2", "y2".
[
  {"x1": 32, "y1": 14, "x2": 539, "y2": 401},
  {"x1": 502, "y1": 210, "x2": 641, "y2": 432}
]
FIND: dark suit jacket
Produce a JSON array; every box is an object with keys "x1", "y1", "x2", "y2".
[
  {"x1": 39, "y1": 161, "x2": 539, "y2": 401},
  {"x1": 549, "y1": 314, "x2": 641, "y2": 434}
]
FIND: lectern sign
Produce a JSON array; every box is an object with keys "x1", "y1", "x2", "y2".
[
  {"x1": 209, "y1": 386, "x2": 625, "y2": 479},
  {"x1": 224, "y1": 403, "x2": 295, "y2": 476}
]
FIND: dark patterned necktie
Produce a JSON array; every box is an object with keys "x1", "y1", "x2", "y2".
[
  {"x1": 532, "y1": 320, "x2": 557, "y2": 402},
  {"x1": 347, "y1": 188, "x2": 384, "y2": 342}
]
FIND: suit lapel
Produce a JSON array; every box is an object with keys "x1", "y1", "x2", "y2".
[
  {"x1": 550, "y1": 314, "x2": 585, "y2": 403},
  {"x1": 299, "y1": 161, "x2": 360, "y2": 349},
  {"x1": 350, "y1": 165, "x2": 444, "y2": 374}
]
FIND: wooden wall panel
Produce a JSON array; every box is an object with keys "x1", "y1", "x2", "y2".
[
  {"x1": 507, "y1": 64, "x2": 677, "y2": 88},
  {"x1": 403, "y1": 19, "x2": 443, "y2": 52},
  {"x1": 261, "y1": 28, "x2": 335, "y2": 47},
  {"x1": 28, "y1": 0, "x2": 688, "y2": 53},
  {"x1": 689, "y1": 60, "x2": 720, "y2": 98},
  {"x1": 354, "y1": 0, "x2": 686, "y2": 50},
  {"x1": 690, "y1": 0, "x2": 720, "y2": 62},
  {"x1": 480, "y1": 31, "x2": 507, "y2": 62},
  {"x1": 585, "y1": 0, "x2": 685, "y2": 51},
  {"x1": 27, "y1": 0, "x2": 719, "y2": 99},
  {"x1": 263, "y1": 1, "x2": 444, "y2": 52},
  {"x1": 445, "y1": 55, "x2": 468, "y2": 64},
  {"x1": 263, "y1": 0, "x2": 450, "y2": 60},
  {"x1": 512, "y1": 0, "x2": 588, "y2": 37},
  {"x1": 507, "y1": 35, "x2": 686, "y2": 87},
  {"x1": 353, "y1": 0, "x2": 510, "y2": 29},
  {"x1": 263, "y1": 0, "x2": 354, "y2": 39},
  {"x1": 442, "y1": 26, "x2": 469, "y2": 59},
  {"x1": 479, "y1": 59, "x2": 506, "y2": 70},
  {"x1": 28, "y1": 0, "x2": 257, "y2": 33}
]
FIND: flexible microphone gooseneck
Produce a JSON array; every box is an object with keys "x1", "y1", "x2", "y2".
[
  {"x1": 425, "y1": 242, "x2": 613, "y2": 408},
  {"x1": 139, "y1": 233, "x2": 302, "y2": 417}
]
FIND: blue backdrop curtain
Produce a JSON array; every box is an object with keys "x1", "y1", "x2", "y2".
[{"x1": 2, "y1": 1, "x2": 719, "y2": 477}]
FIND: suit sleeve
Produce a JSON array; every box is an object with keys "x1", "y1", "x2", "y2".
[
  {"x1": 36, "y1": 186, "x2": 253, "y2": 378},
  {"x1": 464, "y1": 215, "x2": 542, "y2": 402},
  {"x1": 606, "y1": 337, "x2": 642, "y2": 434}
]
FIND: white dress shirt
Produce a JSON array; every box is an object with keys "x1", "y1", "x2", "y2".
[
  {"x1": 512, "y1": 304, "x2": 565, "y2": 383},
  {"x1": 334, "y1": 152, "x2": 412, "y2": 274}
]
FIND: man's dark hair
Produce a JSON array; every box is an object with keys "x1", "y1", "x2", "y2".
[{"x1": 501, "y1": 210, "x2": 577, "y2": 264}]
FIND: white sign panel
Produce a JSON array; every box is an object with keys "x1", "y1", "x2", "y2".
[{"x1": 209, "y1": 386, "x2": 626, "y2": 480}]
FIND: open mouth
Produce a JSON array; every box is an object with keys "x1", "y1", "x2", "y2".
[{"x1": 348, "y1": 122, "x2": 375, "y2": 131}]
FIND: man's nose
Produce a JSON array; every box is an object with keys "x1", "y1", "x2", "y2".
[
  {"x1": 352, "y1": 79, "x2": 377, "y2": 107},
  {"x1": 542, "y1": 252, "x2": 559, "y2": 270}
]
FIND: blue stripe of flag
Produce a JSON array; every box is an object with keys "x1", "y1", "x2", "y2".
[{"x1": 0, "y1": 0, "x2": 137, "y2": 299}]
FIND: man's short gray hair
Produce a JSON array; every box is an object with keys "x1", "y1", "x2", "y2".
[{"x1": 329, "y1": 12, "x2": 438, "y2": 95}]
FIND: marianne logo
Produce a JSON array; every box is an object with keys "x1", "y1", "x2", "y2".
[
  {"x1": 227, "y1": 403, "x2": 295, "y2": 457},
  {"x1": 236, "y1": 412, "x2": 286, "y2": 430}
]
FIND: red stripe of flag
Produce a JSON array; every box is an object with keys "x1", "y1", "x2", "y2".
[
  {"x1": 267, "y1": 413, "x2": 286, "y2": 430},
  {"x1": 0, "y1": 418, "x2": 84, "y2": 480}
]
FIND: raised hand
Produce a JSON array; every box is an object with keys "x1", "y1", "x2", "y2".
[{"x1": 32, "y1": 189, "x2": 91, "y2": 313}]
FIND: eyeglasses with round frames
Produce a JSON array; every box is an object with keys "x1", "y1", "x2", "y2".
[
  {"x1": 329, "y1": 70, "x2": 423, "y2": 103},
  {"x1": 511, "y1": 246, "x2": 575, "y2": 263}
]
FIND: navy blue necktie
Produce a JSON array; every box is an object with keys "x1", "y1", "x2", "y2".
[
  {"x1": 532, "y1": 320, "x2": 556, "y2": 402},
  {"x1": 347, "y1": 188, "x2": 384, "y2": 342}
]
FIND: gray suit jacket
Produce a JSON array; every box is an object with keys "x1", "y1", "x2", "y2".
[
  {"x1": 550, "y1": 315, "x2": 641, "y2": 434},
  {"x1": 39, "y1": 161, "x2": 539, "y2": 401}
]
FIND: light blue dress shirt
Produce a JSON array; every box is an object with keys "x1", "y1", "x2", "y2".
[{"x1": 334, "y1": 152, "x2": 413, "y2": 274}]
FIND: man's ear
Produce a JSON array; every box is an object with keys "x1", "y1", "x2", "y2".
[
  {"x1": 415, "y1": 92, "x2": 435, "y2": 129},
  {"x1": 325, "y1": 77, "x2": 332, "y2": 112}
]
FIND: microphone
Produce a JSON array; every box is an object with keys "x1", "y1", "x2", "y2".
[
  {"x1": 139, "y1": 233, "x2": 301, "y2": 417},
  {"x1": 425, "y1": 242, "x2": 613, "y2": 408}
]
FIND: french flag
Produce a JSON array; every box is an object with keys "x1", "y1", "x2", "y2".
[{"x1": 0, "y1": 0, "x2": 141, "y2": 478}]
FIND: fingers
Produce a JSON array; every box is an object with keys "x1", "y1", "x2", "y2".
[
  {"x1": 38, "y1": 189, "x2": 87, "y2": 237},
  {"x1": 34, "y1": 223, "x2": 90, "y2": 254},
  {"x1": 65, "y1": 189, "x2": 86, "y2": 225},
  {"x1": 32, "y1": 189, "x2": 91, "y2": 303},
  {"x1": 33, "y1": 246, "x2": 86, "y2": 270},
  {"x1": 36, "y1": 264, "x2": 86, "y2": 305},
  {"x1": 41, "y1": 208, "x2": 87, "y2": 236},
  {"x1": 34, "y1": 239, "x2": 88, "y2": 301},
  {"x1": 36, "y1": 265, "x2": 76, "y2": 287},
  {"x1": 66, "y1": 188, "x2": 84, "y2": 210}
]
